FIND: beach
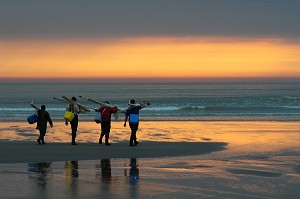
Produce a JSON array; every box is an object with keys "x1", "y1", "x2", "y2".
[
  {"x1": 0, "y1": 121, "x2": 299, "y2": 198},
  {"x1": 1, "y1": 0, "x2": 300, "y2": 197}
]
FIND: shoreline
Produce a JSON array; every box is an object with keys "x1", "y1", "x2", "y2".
[{"x1": 2, "y1": 115, "x2": 300, "y2": 122}]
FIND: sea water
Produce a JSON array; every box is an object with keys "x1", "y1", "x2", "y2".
[
  {"x1": 1, "y1": 80, "x2": 300, "y2": 198},
  {"x1": 1, "y1": 79, "x2": 300, "y2": 122}
]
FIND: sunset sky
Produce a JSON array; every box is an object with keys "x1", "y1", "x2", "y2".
[{"x1": 1, "y1": 1, "x2": 300, "y2": 80}]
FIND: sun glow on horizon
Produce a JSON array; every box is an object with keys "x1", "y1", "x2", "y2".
[{"x1": 1, "y1": 36, "x2": 300, "y2": 79}]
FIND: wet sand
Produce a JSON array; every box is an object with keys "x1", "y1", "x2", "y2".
[
  {"x1": 0, "y1": 121, "x2": 299, "y2": 163},
  {"x1": 0, "y1": 121, "x2": 299, "y2": 198}
]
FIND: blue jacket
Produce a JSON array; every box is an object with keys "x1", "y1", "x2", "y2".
[{"x1": 125, "y1": 106, "x2": 142, "y2": 123}]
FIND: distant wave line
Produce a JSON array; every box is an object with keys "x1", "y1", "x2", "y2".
[{"x1": 1, "y1": 105, "x2": 300, "y2": 112}]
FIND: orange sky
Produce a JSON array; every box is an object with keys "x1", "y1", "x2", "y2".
[{"x1": 1, "y1": 36, "x2": 300, "y2": 79}]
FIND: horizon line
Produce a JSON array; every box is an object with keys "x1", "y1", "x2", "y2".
[{"x1": 1, "y1": 77, "x2": 300, "y2": 83}]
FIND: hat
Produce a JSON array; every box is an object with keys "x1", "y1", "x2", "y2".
[{"x1": 72, "y1": 97, "x2": 77, "y2": 101}]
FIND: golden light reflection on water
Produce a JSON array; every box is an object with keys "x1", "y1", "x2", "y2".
[{"x1": 0, "y1": 121, "x2": 299, "y2": 152}]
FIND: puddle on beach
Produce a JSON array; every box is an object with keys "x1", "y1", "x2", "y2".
[
  {"x1": 1, "y1": 158, "x2": 141, "y2": 199},
  {"x1": 0, "y1": 156, "x2": 299, "y2": 199}
]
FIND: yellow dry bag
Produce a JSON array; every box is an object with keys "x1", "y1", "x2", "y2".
[{"x1": 64, "y1": 111, "x2": 75, "y2": 122}]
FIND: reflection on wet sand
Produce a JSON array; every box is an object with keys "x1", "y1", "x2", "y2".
[
  {"x1": 124, "y1": 158, "x2": 140, "y2": 185},
  {"x1": 65, "y1": 161, "x2": 79, "y2": 197},
  {"x1": 100, "y1": 159, "x2": 112, "y2": 183},
  {"x1": 124, "y1": 158, "x2": 140, "y2": 198},
  {"x1": 95, "y1": 159, "x2": 113, "y2": 196},
  {"x1": 28, "y1": 162, "x2": 51, "y2": 197},
  {"x1": 96, "y1": 159, "x2": 112, "y2": 183},
  {"x1": 26, "y1": 158, "x2": 141, "y2": 198},
  {"x1": 18, "y1": 153, "x2": 300, "y2": 199}
]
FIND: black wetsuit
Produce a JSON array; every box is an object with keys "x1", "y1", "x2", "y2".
[{"x1": 37, "y1": 109, "x2": 53, "y2": 143}]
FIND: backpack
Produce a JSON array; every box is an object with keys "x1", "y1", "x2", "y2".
[
  {"x1": 95, "y1": 108, "x2": 106, "y2": 124},
  {"x1": 27, "y1": 114, "x2": 38, "y2": 124}
]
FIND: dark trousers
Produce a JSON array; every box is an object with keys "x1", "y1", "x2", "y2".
[
  {"x1": 100, "y1": 121, "x2": 111, "y2": 143},
  {"x1": 38, "y1": 129, "x2": 46, "y2": 143},
  {"x1": 71, "y1": 115, "x2": 78, "y2": 144},
  {"x1": 129, "y1": 123, "x2": 139, "y2": 144}
]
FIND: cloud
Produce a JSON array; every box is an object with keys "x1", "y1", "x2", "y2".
[{"x1": 0, "y1": 0, "x2": 299, "y2": 39}]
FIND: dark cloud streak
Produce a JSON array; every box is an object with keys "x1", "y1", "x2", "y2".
[{"x1": 0, "y1": 0, "x2": 299, "y2": 39}]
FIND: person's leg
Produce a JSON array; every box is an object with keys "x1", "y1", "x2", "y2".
[
  {"x1": 37, "y1": 129, "x2": 42, "y2": 145},
  {"x1": 129, "y1": 124, "x2": 134, "y2": 146},
  {"x1": 101, "y1": 122, "x2": 111, "y2": 145},
  {"x1": 71, "y1": 127, "x2": 76, "y2": 144},
  {"x1": 71, "y1": 116, "x2": 78, "y2": 145},
  {"x1": 41, "y1": 130, "x2": 46, "y2": 144},
  {"x1": 129, "y1": 123, "x2": 139, "y2": 146},
  {"x1": 99, "y1": 123, "x2": 105, "y2": 144},
  {"x1": 105, "y1": 123, "x2": 111, "y2": 145},
  {"x1": 133, "y1": 123, "x2": 139, "y2": 145},
  {"x1": 37, "y1": 129, "x2": 46, "y2": 144}
]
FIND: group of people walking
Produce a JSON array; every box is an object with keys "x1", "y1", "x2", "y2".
[{"x1": 31, "y1": 98, "x2": 149, "y2": 146}]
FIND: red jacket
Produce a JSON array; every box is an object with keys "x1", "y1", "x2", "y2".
[{"x1": 98, "y1": 107, "x2": 118, "y2": 122}]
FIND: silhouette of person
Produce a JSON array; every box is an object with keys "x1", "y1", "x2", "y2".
[
  {"x1": 36, "y1": 105, "x2": 53, "y2": 145},
  {"x1": 97, "y1": 102, "x2": 118, "y2": 145},
  {"x1": 124, "y1": 99, "x2": 149, "y2": 146},
  {"x1": 65, "y1": 97, "x2": 80, "y2": 145}
]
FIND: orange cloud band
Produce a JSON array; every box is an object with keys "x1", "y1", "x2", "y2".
[{"x1": 1, "y1": 37, "x2": 299, "y2": 79}]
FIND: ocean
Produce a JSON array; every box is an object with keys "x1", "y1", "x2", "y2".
[
  {"x1": 1, "y1": 80, "x2": 300, "y2": 199},
  {"x1": 1, "y1": 79, "x2": 300, "y2": 122}
]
